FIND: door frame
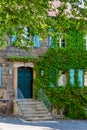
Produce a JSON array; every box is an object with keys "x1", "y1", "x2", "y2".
[
  {"x1": 17, "y1": 67, "x2": 33, "y2": 99},
  {"x1": 13, "y1": 62, "x2": 35, "y2": 99}
]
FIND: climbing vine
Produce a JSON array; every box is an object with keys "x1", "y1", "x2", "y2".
[
  {"x1": 35, "y1": 29, "x2": 87, "y2": 119},
  {"x1": 8, "y1": 55, "x2": 36, "y2": 62},
  {"x1": 8, "y1": 29, "x2": 87, "y2": 119}
]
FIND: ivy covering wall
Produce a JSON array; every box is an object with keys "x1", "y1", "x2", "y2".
[
  {"x1": 35, "y1": 29, "x2": 87, "y2": 119},
  {"x1": 9, "y1": 28, "x2": 87, "y2": 119}
]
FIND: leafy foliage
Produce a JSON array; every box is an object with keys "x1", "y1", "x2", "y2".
[
  {"x1": 8, "y1": 55, "x2": 36, "y2": 62},
  {"x1": 1, "y1": 0, "x2": 87, "y2": 48},
  {"x1": 1, "y1": 0, "x2": 87, "y2": 119},
  {"x1": 45, "y1": 86, "x2": 87, "y2": 119},
  {"x1": 35, "y1": 29, "x2": 87, "y2": 119}
]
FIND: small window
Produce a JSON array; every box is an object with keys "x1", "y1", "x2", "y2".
[
  {"x1": 40, "y1": 37, "x2": 48, "y2": 47},
  {"x1": 21, "y1": 27, "x2": 30, "y2": 45},
  {"x1": 24, "y1": 27, "x2": 30, "y2": 40},
  {"x1": 21, "y1": 27, "x2": 30, "y2": 41},
  {"x1": 58, "y1": 38, "x2": 66, "y2": 48},
  {"x1": 78, "y1": 0, "x2": 85, "y2": 8},
  {"x1": 58, "y1": 71, "x2": 67, "y2": 86},
  {"x1": 84, "y1": 71, "x2": 87, "y2": 86},
  {"x1": 10, "y1": 27, "x2": 30, "y2": 45}
]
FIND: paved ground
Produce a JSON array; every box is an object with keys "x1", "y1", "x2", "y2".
[{"x1": 0, "y1": 116, "x2": 87, "y2": 130}]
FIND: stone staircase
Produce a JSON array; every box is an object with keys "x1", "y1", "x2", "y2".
[{"x1": 14, "y1": 99, "x2": 53, "y2": 121}]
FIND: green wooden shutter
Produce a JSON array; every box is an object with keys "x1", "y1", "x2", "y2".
[
  {"x1": 69, "y1": 69, "x2": 75, "y2": 85},
  {"x1": 78, "y1": 69, "x2": 83, "y2": 87},
  {"x1": 48, "y1": 35, "x2": 54, "y2": 48},
  {"x1": 48, "y1": 36, "x2": 53, "y2": 47},
  {"x1": 33, "y1": 35, "x2": 40, "y2": 47}
]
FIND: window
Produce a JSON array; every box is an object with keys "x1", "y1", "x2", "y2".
[
  {"x1": 74, "y1": 0, "x2": 86, "y2": 8},
  {"x1": 58, "y1": 38, "x2": 66, "y2": 47},
  {"x1": 58, "y1": 71, "x2": 67, "y2": 86},
  {"x1": 84, "y1": 71, "x2": 87, "y2": 86},
  {"x1": 39, "y1": 37, "x2": 48, "y2": 47},
  {"x1": 48, "y1": 35, "x2": 66, "y2": 48},
  {"x1": 21, "y1": 27, "x2": 30, "y2": 45},
  {"x1": 24, "y1": 27, "x2": 30, "y2": 40},
  {"x1": 10, "y1": 27, "x2": 30, "y2": 45},
  {"x1": 21, "y1": 27, "x2": 29, "y2": 40},
  {"x1": 78, "y1": 0, "x2": 85, "y2": 8},
  {"x1": 0, "y1": 66, "x2": 2, "y2": 87}
]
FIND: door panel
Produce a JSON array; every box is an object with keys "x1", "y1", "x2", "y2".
[{"x1": 18, "y1": 67, "x2": 33, "y2": 99}]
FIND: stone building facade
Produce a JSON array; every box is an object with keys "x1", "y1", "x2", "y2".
[{"x1": 0, "y1": 39, "x2": 48, "y2": 114}]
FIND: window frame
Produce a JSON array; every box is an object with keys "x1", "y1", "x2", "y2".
[
  {"x1": 58, "y1": 70, "x2": 67, "y2": 86},
  {"x1": 58, "y1": 37, "x2": 66, "y2": 48}
]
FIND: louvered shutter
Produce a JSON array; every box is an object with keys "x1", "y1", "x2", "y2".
[
  {"x1": 69, "y1": 69, "x2": 75, "y2": 85},
  {"x1": 48, "y1": 36, "x2": 52, "y2": 47},
  {"x1": 78, "y1": 69, "x2": 83, "y2": 87},
  {"x1": 33, "y1": 35, "x2": 40, "y2": 47}
]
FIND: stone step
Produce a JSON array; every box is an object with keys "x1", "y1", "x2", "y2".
[
  {"x1": 15, "y1": 99, "x2": 41, "y2": 103},
  {"x1": 22, "y1": 109, "x2": 49, "y2": 113},
  {"x1": 16, "y1": 101, "x2": 44, "y2": 106},
  {"x1": 17, "y1": 101, "x2": 43, "y2": 105},
  {"x1": 23, "y1": 113, "x2": 52, "y2": 117},
  {"x1": 17, "y1": 100, "x2": 48, "y2": 109},
  {"x1": 14, "y1": 99, "x2": 53, "y2": 121},
  {"x1": 24, "y1": 116, "x2": 53, "y2": 121},
  {"x1": 20, "y1": 105, "x2": 47, "y2": 111},
  {"x1": 54, "y1": 114, "x2": 65, "y2": 119},
  {"x1": 22, "y1": 109, "x2": 51, "y2": 114},
  {"x1": 19, "y1": 103, "x2": 45, "y2": 108}
]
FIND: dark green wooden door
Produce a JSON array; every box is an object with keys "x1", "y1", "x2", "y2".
[{"x1": 18, "y1": 67, "x2": 33, "y2": 99}]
